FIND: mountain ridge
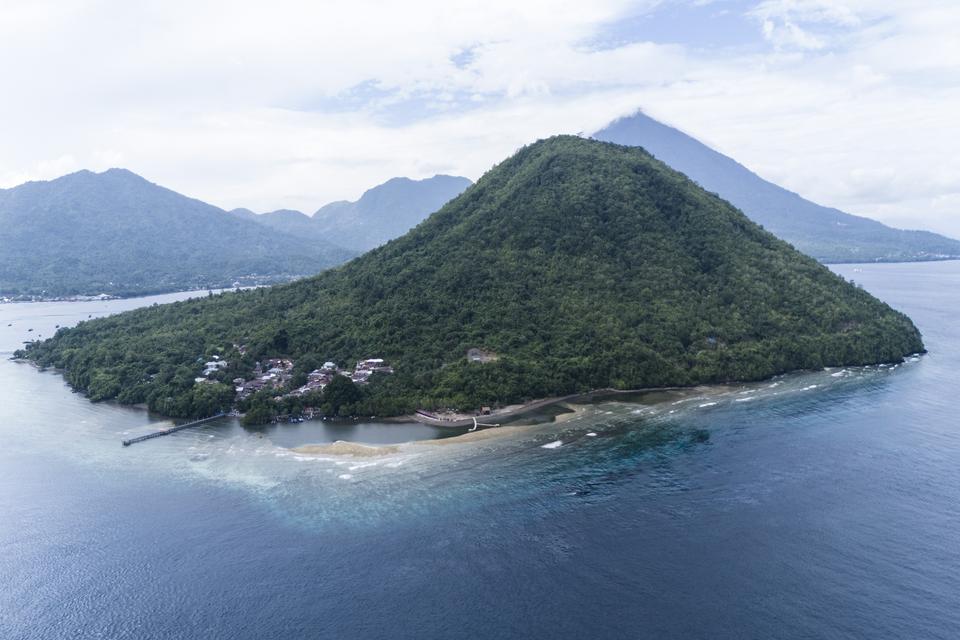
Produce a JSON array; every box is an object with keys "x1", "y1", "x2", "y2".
[
  {"x1": 594, "y1": 111, "x2": 960, "y2": 263},
  {"x1": 231, "y1": 174, "x2": 472, "y2": 253},
  {"x1": 310, "y1": 174, "x2": 472, "y2": 251},
  {"x1": 0, "y1": 169, "x2": 354, "y2": 297}
]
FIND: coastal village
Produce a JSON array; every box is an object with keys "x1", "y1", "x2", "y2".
[
  {"x1": 195, "y1": 353, "x2": 394, "y2": 411},
  {"x1": 234, "y1": 357, "x2": 394, "y2": 399},
  {"x1": 191, "y1": 346, "x2": 502, "y2": 424}
]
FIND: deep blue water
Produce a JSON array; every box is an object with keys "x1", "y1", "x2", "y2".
[{"x1": 1, "y1": 263, "x2": 959, "y2": 639}]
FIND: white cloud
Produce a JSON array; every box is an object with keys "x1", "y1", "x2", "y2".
[
  {"x1": 760, "y1": 19, "x2": 827, "y2": 50},
  {"x1": 0, "y1": 0, "x2": 957, "y2": 237},
  {"x1": 751, "y1": 0, "x2": 863, "y2": 28}
]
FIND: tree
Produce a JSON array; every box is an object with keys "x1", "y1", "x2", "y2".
[
  {"x1": 241, "y1": 391, "x2": 277, "y2": 426},
  {"x1": 322, "y1": 375, "x2": 363, "y2": 416},
  {"x1": 190, "y1": 382, "x2": 234, "y2": 416}
]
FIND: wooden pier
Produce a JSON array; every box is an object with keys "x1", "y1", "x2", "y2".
[{"x1": 122, "y1": 413, "x2": 226, "y2": 447}]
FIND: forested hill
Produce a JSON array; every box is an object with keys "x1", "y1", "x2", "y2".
[
  {"x1": 228, "y1": 208, "x2": 325, "y2": 244},
  {"x1": 228, "y1": 175, "x2": 472, "y2": 253},
  {"x1": 21, "y1": 137, "x2": 923, "y2": 418},
  {"x1": 311, "y1": 175, "x2": 472, "y2": 252},
  {"x1": 0, "y1": 169, "x2": 354, "y2": 297},
  {"x1": 595, "y1": 111, "x2": 960, "y2": 263}
]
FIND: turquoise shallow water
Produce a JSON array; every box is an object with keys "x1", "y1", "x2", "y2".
[{"x1": 1, "y1": 263, "x2": 958, "y2": 639}]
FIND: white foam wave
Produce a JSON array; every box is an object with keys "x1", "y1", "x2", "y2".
[{"x1": 348, "y1": 462, "x2": 380, "y2": 471}]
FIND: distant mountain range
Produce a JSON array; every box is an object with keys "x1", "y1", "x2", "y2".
[
  {"x1": 594, "y1": 111, "x2": 960, "y2": 263},
  {"x1": 236, "y1": 113, "x2": 960, "y2": 264},
  {"x1": 3, "y1": 111, "x2": 954, "y2": 301},
  {"x1": 228, "y1": 207, "x2": 327, "y2": 244},
  {"x1": 22, "y1": 136, "x2": 923, "y2": 419},
  {"x1": 0, "y1": 169, "x2": 353, "y2": 297},
  {"x1": 233, "y1": 175, "x2": 472, "y2": 253}
]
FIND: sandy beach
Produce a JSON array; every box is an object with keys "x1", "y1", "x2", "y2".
[
  {"x1": 291, "y1": 403, "x2": 591, "y2": 456},
  {"x1": 292, "y1": 441, "x2": 401, "y2": 457}
]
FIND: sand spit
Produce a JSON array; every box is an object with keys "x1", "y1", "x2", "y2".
[
  {"x1": 287, "y1": 386, "x2": 752, "y2": 457},
  {"x1": 293, "y1": 441, "x2": 400, "y2": 457},
  {"x1": 414, "y1": 405, "x2": 586, "y2": 446},
  {"x1": 412, "y1": 424, "x2": 531, "y2": 446},
  {"x1": 293, "y1": 404, "x2": 593, "y2": 455}
]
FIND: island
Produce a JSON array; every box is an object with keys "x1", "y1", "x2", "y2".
[{"x1": 17, "y1": 136, "x2": 925, "y2": 422}]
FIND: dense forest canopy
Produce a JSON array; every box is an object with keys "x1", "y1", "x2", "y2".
[{"x1": 19, "y1": 136, "x2": 924, "y2": 418}]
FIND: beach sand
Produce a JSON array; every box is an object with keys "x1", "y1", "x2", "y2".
[
  {"x1": 291, "y1": 403, "x2": 591, "y2": 456},
  {"x1": 414, "y1": 403, "x2": 587, "y2": 446},
  {"x1": 292, "y1": 441, "x2": 400, "y2": 457}
]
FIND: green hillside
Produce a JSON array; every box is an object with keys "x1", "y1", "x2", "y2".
[
  {"x1": 229, "y1": 175, "x2": 471, "y2": 254},
  {"x1": 311, "y1": 175, "x2": 472, "y2": 252},
  {"x1": 20, "y1": 137, "x2": 924, "y2": 418},
  {"x1": 0, "y1": 169, "x2": 353, "y2": 297}
]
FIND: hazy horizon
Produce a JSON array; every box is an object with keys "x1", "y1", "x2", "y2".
[{"x1": 1, "y1": 1, "x2": 957, "y2": 236}]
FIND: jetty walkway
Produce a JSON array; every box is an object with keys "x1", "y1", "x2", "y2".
[{"x1": 122, "y1": 413, "x2": 226, "y2": 447}]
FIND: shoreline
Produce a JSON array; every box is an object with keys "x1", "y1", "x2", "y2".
[
  {"x1": 0, "y1": 286, "x2": 233, "y2": 305},
  {"x1": 292, "y1": 403, "x2": 592, "y2": 457},
  {"x1": 15, "y1": 355, "x2": 924, "y2": 427},
  {"x1": 0, "y1": 283, "x2": 269, "y2": 305},
  {"x1": 413, "y1": 402, "x2": 591, "y2": 447},
  {"x1": 12, "y1": 355, "x2": 693, "y2": 428},
  {"x1": 285, "y1": 355, "x2": 924, "y2": 457},
  {"x1": 412, "y1": 385, "x2": 708, "y2": 429}
]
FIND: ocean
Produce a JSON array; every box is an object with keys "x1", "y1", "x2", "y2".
[{"x1": 1, "y1": 262, "x2": 958, "y2": 639}]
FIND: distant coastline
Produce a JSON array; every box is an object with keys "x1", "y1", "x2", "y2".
[
  {"x1": 0, "y1": 293, "x2": 121, "y2": 304},
  {"x1": 4, "y1": 258, "x2": 960, "y2": 304},
  {"x1": 821, "y1": 256, "x2": 960, "y2": 266},
  {"x1": 0, "y1": 284, "x2": 263, "y2": 304}
]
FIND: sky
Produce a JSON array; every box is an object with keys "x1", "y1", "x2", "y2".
[{"x1": 0, "y1": 0, "x2": 958, "y2": 236}]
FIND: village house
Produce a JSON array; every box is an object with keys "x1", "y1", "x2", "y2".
[
  {"x1": 264, "y1": 358, "x2": 294, "y2": 375},
  {"x1": 202, "y1": 358, "x2": 229, "y2": 377},
  {"x1": 234, "y1": 356, "x2": 394, "y2": 401},
  {"x1": 350, "y1": 369, "x2": 373, "y2": 384},
  {"x1": 350, "y1": 357, "x2": 394, "y2": 384},
  {"x1": 234, "y1": 359, "x2": 295, "y2": 399},
  {"x1": 467, "y1": 348, "x2": 498, "y2": 364},
  {"x1": 355, "y1": 358, "x2": 394, "y2": 374},
  {"x1": 290, "y1": 368, "x2": 336, "y2": 396}
]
